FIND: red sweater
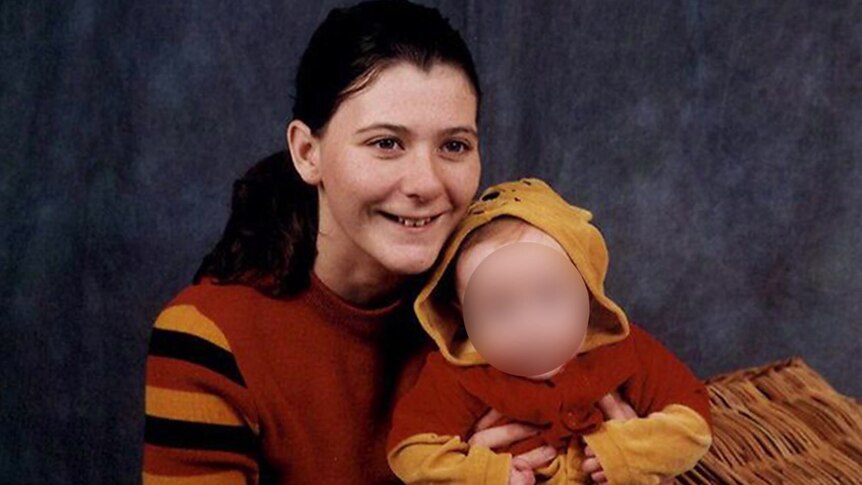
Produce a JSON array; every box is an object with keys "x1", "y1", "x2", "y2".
[{"x1": 143, "y1": 272, "x2": 433, "y2": 484}]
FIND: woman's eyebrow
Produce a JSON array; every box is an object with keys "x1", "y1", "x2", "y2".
[
  {"x1": 442, "y1": 126, "x2": 479, "y2": 138},
  {"x1": 355, "y1": 123, "x2": 410, "y2": 136},
  {"x1": 354, "y1": 123, "x2": 478, "y2": 139}
]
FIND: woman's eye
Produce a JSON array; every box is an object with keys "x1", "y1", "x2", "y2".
[
  {"x1": 442, "y1": 140, "x2": 470, "y2": 153},
  {"x1": 372, "y1": 138, "x2": 401, "y2": 151}
]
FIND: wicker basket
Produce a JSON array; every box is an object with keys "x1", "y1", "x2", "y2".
[{"x1": 677, "y1": 357, "x2": 862, "y2": 484}]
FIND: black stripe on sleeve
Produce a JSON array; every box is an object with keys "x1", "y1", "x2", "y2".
[
  {"x1": 145, "y1": 415, "x2": 257, "y2": 454},
  {"x1": 148, "y1": 328, "x2": 247, "y2": 387}
]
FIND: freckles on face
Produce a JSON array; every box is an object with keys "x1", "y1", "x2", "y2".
[{"x1": 312, "y1": 61, "x2": 482, "y2": 275}]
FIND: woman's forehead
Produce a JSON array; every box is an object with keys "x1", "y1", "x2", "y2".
[{"x1": 330, "y1": 62, "x2": 478, "y2": 135}]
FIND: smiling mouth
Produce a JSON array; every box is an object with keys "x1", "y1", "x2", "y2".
[{"x1": 380, "y1": 211, "x2": 443, "y2": 228}]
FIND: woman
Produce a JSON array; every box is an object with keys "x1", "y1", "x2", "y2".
[{"x1": 142, "y1": 1, "x2": 641, "y2": 483}]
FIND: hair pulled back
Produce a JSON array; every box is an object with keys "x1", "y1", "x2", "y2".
[{"x1": 193, "y1": 0, "x2": 481, "y2": 297}]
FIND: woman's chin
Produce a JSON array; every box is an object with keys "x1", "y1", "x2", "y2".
[
  {"x1": 372, "y1": 236, "x2": 445, "y2": 272},
  {"x1": 378, "y1": 249, "x2": 439, "y2": 276}
]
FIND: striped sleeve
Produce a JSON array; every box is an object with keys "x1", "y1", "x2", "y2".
[{"x1": 143, "y1": 304, "x2": 261, "y2": 485}]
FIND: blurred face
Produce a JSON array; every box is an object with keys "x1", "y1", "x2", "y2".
[
  {"x1": 457, "y1": 228, "x2": 591, "y2": 380},
  {"x1": 305, "y1": 62, "x2": 481, "y2": 277}
]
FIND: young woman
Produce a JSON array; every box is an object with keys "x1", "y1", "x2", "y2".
[{"x1": 142, "y1": 1, "x2": 642, "y2": 483}]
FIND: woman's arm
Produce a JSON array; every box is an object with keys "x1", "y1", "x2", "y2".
[{"x1": 143, "y1": 304, "x2": 261, "y2": 484}]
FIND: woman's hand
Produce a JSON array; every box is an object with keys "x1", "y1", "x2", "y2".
[
  {"x1": 468, "y1": 408, "x2": 557, "y2": 485},
  {"x1": 580, "y1": 444, "x2": 606, "y2": 483},
  {"x1": 508, "y1": 454, "x2": 544, "y2": 485},
  {"x1": 585, "y1": 392, "x2": 674, "y2": 485},
  {"x1": 596, "y1": 391, "x2": 638, "y2": 421}
]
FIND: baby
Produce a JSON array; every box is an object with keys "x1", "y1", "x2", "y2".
[{"x1": 387, "y1": 178, "x2": 713, "y2": 484}]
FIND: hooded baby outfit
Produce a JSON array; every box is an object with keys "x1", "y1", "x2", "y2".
[{"x1": 386, "y1": 178, "x2": 713, "y2": 484}]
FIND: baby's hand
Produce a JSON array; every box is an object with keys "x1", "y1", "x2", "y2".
[
  {"x1": 581, "y1": 446, "x2": 607, "y2": 483},
  {"x1": 508, "y1": 456, "x2": 537, "y2": 485}
]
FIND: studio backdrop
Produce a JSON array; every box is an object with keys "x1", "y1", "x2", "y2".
[{"x1": 2, "y1": 0, "x2": 860, "y2": 483}]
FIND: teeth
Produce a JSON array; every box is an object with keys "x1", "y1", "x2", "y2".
[{"x1": 395, "y1": 215, "x2": 434, "y2": 227}]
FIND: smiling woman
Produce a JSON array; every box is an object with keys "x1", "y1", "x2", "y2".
[
  {"x1": 142, "y1": 1, "x2": 486, "y2": 484},
  {"x1": 142, "y1": 1, "x2": 643, "y2": 484},
  {"x1": 287, "y1": 61, "x2": 482, "y2": 302}
]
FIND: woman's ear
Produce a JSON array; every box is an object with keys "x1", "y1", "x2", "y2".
[{"x1": 286, "y1": 119, "x2": 322, "y2": 185}]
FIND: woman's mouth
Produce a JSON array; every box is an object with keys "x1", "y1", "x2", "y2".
[{"x1": 379, "y1": 211, "x2": 443, "y2": 229}]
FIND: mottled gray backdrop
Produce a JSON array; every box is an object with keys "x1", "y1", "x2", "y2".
[{"x1": 2, "y1": 0, "x2": 860, "y2": 482}]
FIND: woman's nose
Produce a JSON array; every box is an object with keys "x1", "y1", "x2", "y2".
[{"x1": 402, "y1": 149, "x2": 445, "y2": 201}]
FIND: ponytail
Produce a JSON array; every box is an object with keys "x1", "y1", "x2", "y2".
[
  {"x1": 192, "y1": 150, "x2": 318, "y2": 297},
  {"x1": 193, "y1": 0, "x2": 480, "y2": 298}
]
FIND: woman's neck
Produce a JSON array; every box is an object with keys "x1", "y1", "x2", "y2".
[{"x1": 312, "y1": 254, "x2": 411, "y2": 309}]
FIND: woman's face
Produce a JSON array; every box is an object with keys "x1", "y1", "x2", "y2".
[{"x1": 303, "y1": 62, "x2": 481, "y2": 277}]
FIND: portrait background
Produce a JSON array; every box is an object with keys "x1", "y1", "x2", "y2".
[{"x1": 2, "y1": 1, "x2": 860, "y2": 482}]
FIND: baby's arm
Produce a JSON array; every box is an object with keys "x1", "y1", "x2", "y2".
[
  {"x1": 386, "y1": 352, "x2": 513, "y2": 484},
  {"x1": 388, "y1": 433, "x2": 513, "y2": 484},
  {"x1": 582, "y1": 404, "x2": 711, "y2": 484},
  {"x1": 579, "y1": 324, "x2": 713, "y2": 484}
]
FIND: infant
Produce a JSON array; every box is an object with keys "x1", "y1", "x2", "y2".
[{"x1": 387, "y1": 177, "x2": 713, "y2": 484}]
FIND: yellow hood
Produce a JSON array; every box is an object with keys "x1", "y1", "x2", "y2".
[{"x1": 414, "y1": 177, "x2": 631, "y2": 367}]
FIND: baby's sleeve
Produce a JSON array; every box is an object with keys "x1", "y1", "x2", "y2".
[
  {"x1": 580, "y1": 324, "x2": 713, "y2": 484},
  {"x1": 386, "y1": 352, "x2": 512, "y2": 485}
]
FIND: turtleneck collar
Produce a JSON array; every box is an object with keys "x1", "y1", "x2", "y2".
[{"x1": 304, "y1": 270, "x2": 411, "y2": 340}]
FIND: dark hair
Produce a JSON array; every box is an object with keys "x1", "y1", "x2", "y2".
[{"x1": 193, "y1": 0, "x2": 482, "y2": 297}]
